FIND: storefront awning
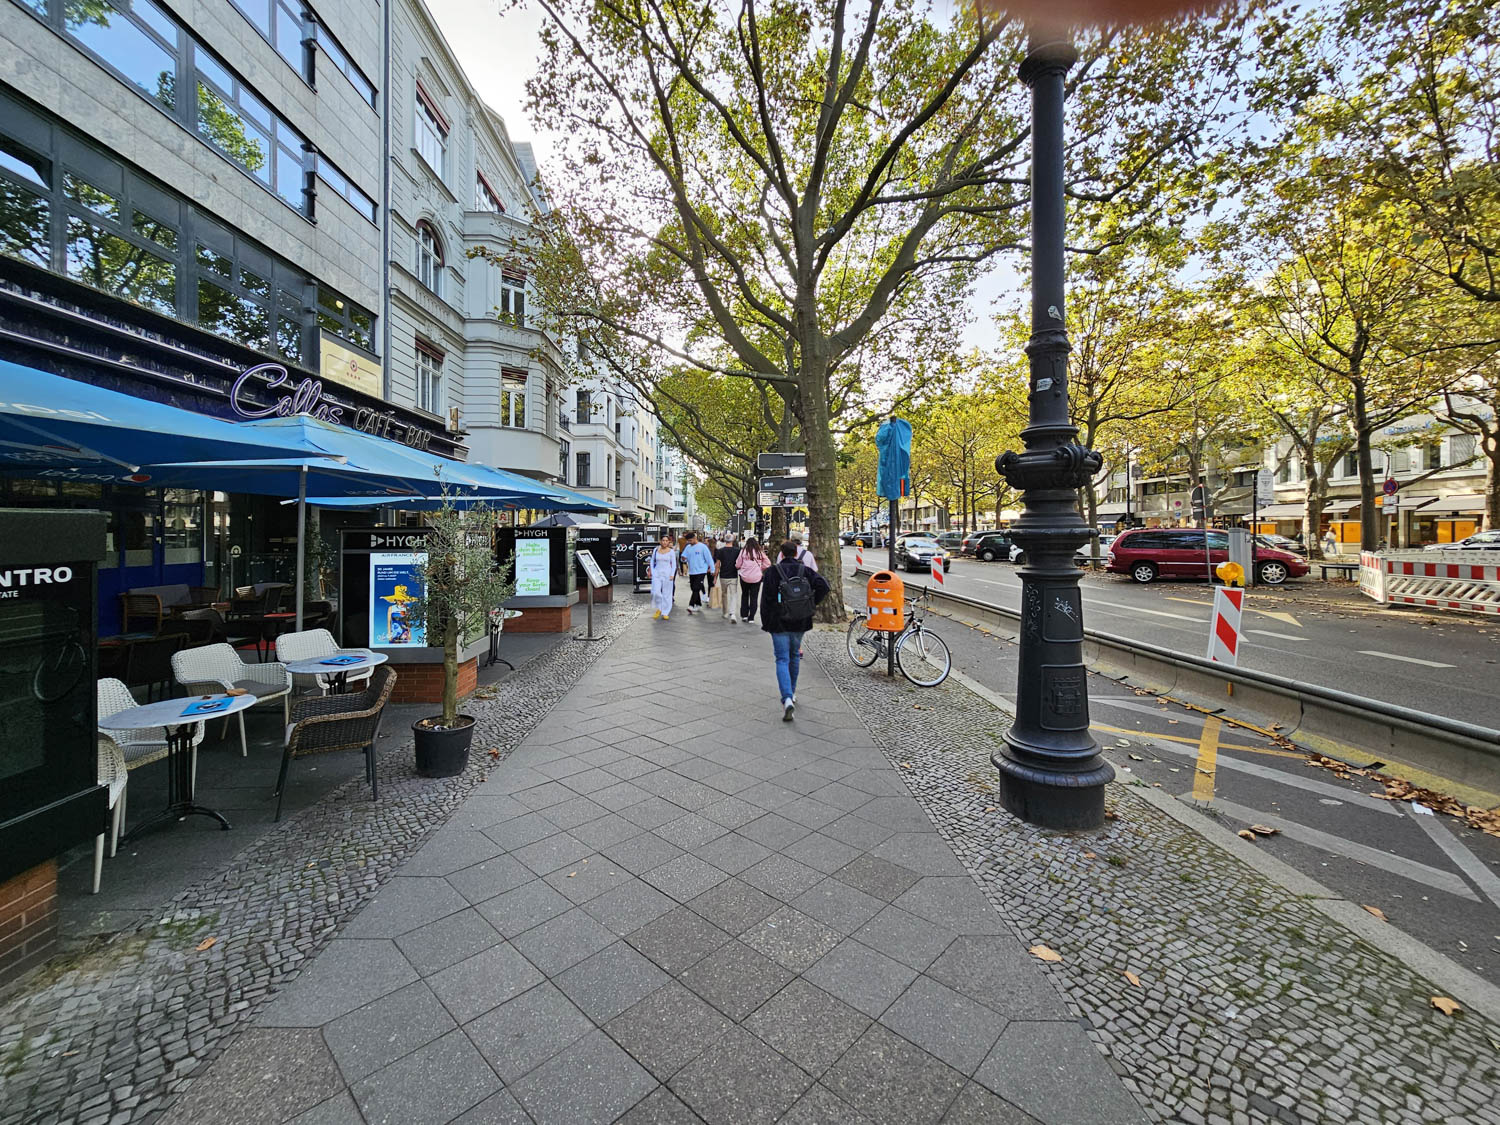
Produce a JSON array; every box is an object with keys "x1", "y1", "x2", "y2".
[
  {"x1": 1256, "y1": 503, "x2": 1306, "y2": 519},
  {"x1": 1418, "y1": 493, "x2": 1485, "y2": 516},
  {"x1": 1325, "y1": 499, "x2": 1361, "y2": 516}
]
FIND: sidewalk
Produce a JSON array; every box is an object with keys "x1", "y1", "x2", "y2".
[{"x1": 162, "y1": 602, "x2": 1146, "y2": 1124}]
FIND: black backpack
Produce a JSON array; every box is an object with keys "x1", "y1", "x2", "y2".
[{"x1": 776, "y1": 561, "x2": 816, "y2": 619}]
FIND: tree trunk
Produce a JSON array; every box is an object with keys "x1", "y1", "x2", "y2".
[
  {"x1": 1483, "y1": 430, "x2": 1499, "y2": 532},
  {"x1": 797, "y1": 364, "x2": 846, "y2": 621},
  {"x1": 442, "y1": 612, "x2": 459, "y2": 727}
]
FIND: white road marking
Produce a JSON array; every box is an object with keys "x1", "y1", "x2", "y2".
[
  {"x1": 1086, "y1": 598, "x2": 1206, "y2": 623},
  {"x1": 1357, "y1": 650, "x2": 1456, "y2": 669},
  {"x1": 1406, "y1": 808, "x2": 1500, "y2": 911},
  {"x1": 1246, "y1": 629, "x2": 1306, "y2": 642},
  {"x1": 1204, "y1": 798, "x2": 1476, "y2": 900}
]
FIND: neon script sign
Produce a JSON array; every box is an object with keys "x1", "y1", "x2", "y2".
[{"x1": 230, "y1": 364, "x2": 433, "y2": 451}]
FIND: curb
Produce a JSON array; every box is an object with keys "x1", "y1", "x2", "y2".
[{"x1": 945, "y1": 662, "x2": 1500, "y2": 1027}]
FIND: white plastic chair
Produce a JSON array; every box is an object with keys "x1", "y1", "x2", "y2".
[
  {"x1": 275, "y1": 628, "x2": 372, "y2": 696},
  {"x1": 171, "y1": 643, "x2": 291, "y2": 757},
  {"x1": 98, "y1": 676, "x2": 208, "y2": 796},
  {"x1": 93, "y1": 737, "x2": 128, "y2": 894}
]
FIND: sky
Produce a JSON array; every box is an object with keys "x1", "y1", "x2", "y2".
[{"x1": 426, "y1": 0, "x2": 1028, "y2": 354}]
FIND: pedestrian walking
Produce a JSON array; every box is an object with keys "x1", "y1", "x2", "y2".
[
  {"x1": 680, "y1": 531, "x2": 714, "y2": 615},
  {"x1": 761, "y1": 540, "x2": 829, "y2": 720},
  {"x1": 649, "y1": 531, "x2": 679, "y2": 620},
  {"x1": 715, "y1": 534, "x2": 741, "y2": 622},
  {"x1": 788, "y1": 532, "x2": 819, "y2": 572},
  {"x1": 736, "y1": 536, "x2": 772, "y2": 623},
  {"x1": 1322, "y1": 528, "x2": 1338, "y2": 557}
]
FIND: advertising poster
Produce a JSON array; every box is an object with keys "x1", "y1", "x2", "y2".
[
  {"x1": 515, "y1": 537, "x2": 551, "y2": 596},
  {"x1": 370, "y1": 551, "x2": 426, "y2": 646}
]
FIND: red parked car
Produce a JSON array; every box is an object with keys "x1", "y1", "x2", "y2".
[{"x1": 1106, "y1": 528, "x2": 1309, "y2": 586}]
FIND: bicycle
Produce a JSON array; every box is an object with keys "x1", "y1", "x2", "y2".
[{"x1": 845, "y1": 592, "x2": 952, "y2": 687}]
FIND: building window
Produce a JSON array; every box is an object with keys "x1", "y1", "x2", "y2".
[
  {"x1": 559, "y1": 439, "x2": 570, "y2": 483},
  {"x1": 500, "y1": 372, "x2": 527, "y2": 428},
  {"x1": 416, "y1": 221, "x2": 443, "y2": 294},
  {"x1": 614, "y1": 461, "x2": 621, "y2": 493},
  {"x1": 500, "y1": 269, "x2": 525, "y2": 325},
  {"x1": 0, "y1": 136, "x2": 52, "y2": 267},
  {"x1": 311, "y1": 18, "x2": 376, "y2": 108},
  {"x1": 1389, "y1": 448, "x2": 1409, "y2": 474},
  {"x1": 194, "y1": 49, "x2": 309, "y2": 213},
  {"x1": 315, "y1": 156, "x2": 375, "y2": 223},
  {"x1": 1424, "y1": 443, "x2": 1442, "y2": 470},
  {"x1": 576, "y1": 451, "x2": 591, "y2": 488},
  {"x1": 414, "y1": 84, "x2": 448, "y2": 176},
  {"x1": 1342, "y1": 452, "x2": 1358, "y2": 478},
  {"x1": 474, "y1": 172, "x2": 503, "y2": 213},
  {"x1": 316, "y1": 284, "x2": 375, "y2": 352},
  {"x1": 64, "y1": 0, "x2": 179, "y2": 113},
  {"x1": 1450, "y1": 434, "x2": 1477, "y2": 466},
  {"x1": 415, "y1": 343, "x2": 443, "y2": 415},
  {"x1": 227, "y1": 0, "x2": 311, "y2": 78},
  {"x1": 575, "y1": 389, "x2": 592, "y2": 425}
]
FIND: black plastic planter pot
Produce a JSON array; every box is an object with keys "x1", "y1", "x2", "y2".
[{"x1": 412, "y1": 715, "x2": 476, "y2": 777}]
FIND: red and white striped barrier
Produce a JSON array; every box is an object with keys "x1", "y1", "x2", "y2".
[
  {"x1": 856, "y1": 543, "x2": 863, "y2": 568},
  {"x1": 1359, "y1": 550, "x2": 1500, "y2": 616},
  {"x1": 931, "y1": 556, "x2": 945, "y2": 586},
  {"x1": 1207, "y1": 587, "x2": 1243, "y2": 665}
]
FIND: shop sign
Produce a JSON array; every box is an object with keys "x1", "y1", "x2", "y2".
[
  {"x1": 320, "y1": 333, "x2": 382, "y2": 398},
  {"x1": 230, "y1": 363, "x2": 435, "y2": 452}
]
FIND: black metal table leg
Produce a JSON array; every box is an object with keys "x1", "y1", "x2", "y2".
[{"x1": 120, "y1": 723, "x2": 232, "y2": 842}]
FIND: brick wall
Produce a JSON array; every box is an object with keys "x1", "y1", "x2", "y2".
[
  {"x1": 0, "y1": 860, "x2": 59, "y2": 987},
  {"x1": 577, "y1": 584, "x2": 615, "y2": 604},
  {"x1": 505, "y1": 606, "x2": 573, "y2": 633},
  {"x1": 390, "y1": 658, "x2": 477, "y2": 704}
]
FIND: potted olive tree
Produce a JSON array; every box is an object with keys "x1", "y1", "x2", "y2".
[{"x1": 404, "y1": 496, "x2": 515, "y2": 777}]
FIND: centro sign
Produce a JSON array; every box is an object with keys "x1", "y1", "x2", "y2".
[{"x1": 230, "y1": 363, "x2": 435, "y2": 452}]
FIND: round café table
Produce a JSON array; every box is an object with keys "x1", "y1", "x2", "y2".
[
  {"x1": 102, "y1": 693, "x2": 256, "y2": 840},
  {"x1": 283, "y1": 650, "x2": 388, "y2": 694},
  {"x1": 484, "y1": 609, "x2": 524, "y2": 671}
]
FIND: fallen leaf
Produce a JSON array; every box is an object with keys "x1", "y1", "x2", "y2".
[
  {"x1": 487, "y1": 748, "x2": 500, "y2": 760},
  {"x1": 195, "y1": 936, "x2": 217, "y2": 951},
  {"x1": 1028, "y1": 945, "x2": 1063, "y2": 963},
  {"x1": 1431, "y1": 996, "x2": 1462, "y2": 1016},
  {"x1": 900, "y1": 762, "x2": 912, "y2": 769},
  {"x1": 984, "y1": 807, "x2": 996, "y2": 812},
  {"x1": 1168, "y1": 719, "x2": 1179, "y2": 725},
  {"x1": 1249, "y1": 824, "x2": 1279, "y2": 836},
  {"x1": 566, "y1": 871, "x2": 577, "y2": 878},
  {"x1": 1363, "y1": 905, "x2": 1388, "y2": 921},
  {"x1": 1237, "y1": 830, "x2": 1257, "y2": 841},
  {"x1": 1128, "y1": 753, "x2": 1144, "y2": 761},
  {"x1": 1083, "y1": 851, "x2": 1097, "y2": 859},
  {"x1": 1104, "y1": 810, "x2": 1118, "y2": 820},
  {"x1": 1123, "y1": 970, "x2": 1141, "y2": 987}
]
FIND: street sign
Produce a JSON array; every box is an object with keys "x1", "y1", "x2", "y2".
[
  {"x1": 1385, "y1": 493, "x2": 1399, "y2": 514},
  {"x1": 1383, "y1": 477, "x2": 1398, "y2": 496},
  {"x1": 1255, "y1": 469, "x2": 1274, "y2": 506},
  {"x1": 757, "y1": 452, "x2": 806, "y2": 471},
  {"x1": 759, "y1": 474, "x2": 808, "y2": 492},
  {"x1": 758, "y1": 490, "x2": 808, "y2": 508},
  {"x1": 1190, "y1": 483, "x2": 1207, "y2": 517}
]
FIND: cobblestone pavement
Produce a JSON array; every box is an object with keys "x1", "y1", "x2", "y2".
[
  {"x1": 810, "y1": 631, "x2": 1500, "y2": 1125},
  {"x1": 0, "y1": 601, "x2": 641, "y2": 1125},
  {"x1": 152, "y1": 605, "x2": 1146, "y2": 1124}
]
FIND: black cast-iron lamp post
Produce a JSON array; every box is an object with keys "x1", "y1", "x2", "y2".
[{"x1": 993, "y1": 33, "x2": 1114, "y2": 830}]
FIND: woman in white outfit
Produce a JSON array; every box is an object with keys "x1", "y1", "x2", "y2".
[{"x1": 649, "y1": 531, "x2": 679, "y2": 620}]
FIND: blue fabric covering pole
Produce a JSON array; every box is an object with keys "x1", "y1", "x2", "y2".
[{"x1": 876, "y1": 418, "x2": 912, "y2": 501}]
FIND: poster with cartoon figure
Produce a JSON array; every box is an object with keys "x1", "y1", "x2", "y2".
[{"x1": 370, "y1": 552, "x2": 426, "y2": 646}]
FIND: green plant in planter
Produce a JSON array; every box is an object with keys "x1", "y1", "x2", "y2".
[{"x1": 404, "y1": 495, "x2": 516, "y2": 731}]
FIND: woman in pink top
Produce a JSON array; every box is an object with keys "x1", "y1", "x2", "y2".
[{"x1": 735, "y1": 537, "x2": 773, "y2": 624}]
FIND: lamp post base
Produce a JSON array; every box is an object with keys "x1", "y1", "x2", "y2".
[{"x1": 992, "y1": 743, "x2": 1113, "y2": 830}]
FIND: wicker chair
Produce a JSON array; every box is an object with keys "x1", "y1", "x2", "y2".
[
  {"x1": 171, "y1": 643, "x2": 292, "y2": 757},
  {"x1": 275, "y1": 665, "x2": 395, "y2": 821},
  {"x1": 93, "y1": 737, "x2": 128, "y2": 894},
  {"x1": 162, "y1": 608, "x2": 226, "y2": 647},
  {"x1": 275, "y1": 628, "x2": 373, "y2": 696},
  {"x1": 119, "y1": 593, "x2": 164, "y2": 636}
]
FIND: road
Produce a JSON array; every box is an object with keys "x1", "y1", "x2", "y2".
[
  {"x1": 837, "y1": 570, "x2": 1500, "y2": 987},
  {"x1": 842, "y1": 547, "x2": 1500, "y2": 730}
]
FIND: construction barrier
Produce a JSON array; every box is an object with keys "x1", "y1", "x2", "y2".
[
  {"x1": 930, "y1": 557, "x2": 945, "y2": 586},
  {"x1": 1359, "y1": 550, "x2": 1500, "y2": 616},
  {"x1": 1207, "y1": 587, "x2": 1243, "y2": 665}
]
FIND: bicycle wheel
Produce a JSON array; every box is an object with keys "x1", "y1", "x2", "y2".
[
  {"x1": 896, "y1": 627, "x2": 951, "y2": 686},
  {"x1": 846, "y1": 614, "x2": 881, "y2": 668}
]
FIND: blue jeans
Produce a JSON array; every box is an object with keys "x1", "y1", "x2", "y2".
[{"x1": 771, "y1": 631, "x2": 804, "y2": 702}]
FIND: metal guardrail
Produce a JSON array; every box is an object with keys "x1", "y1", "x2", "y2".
[{"x1": 850, "y1": 566, "x2": 1500, "y2": 794}]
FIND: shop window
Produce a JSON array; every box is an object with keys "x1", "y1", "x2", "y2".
[
  {"x1": 66, "y1": 217, "x2": 176, "y2": 314},
  {"x1": 415, "y1": 86, "x2": 448, "y2": 176},
  {"x1": 163, "y1": 490, "x2": 204, "y2": 565},
  {"x1": 500, "y1": 372, "x2": 527, "y2": 428},
  {"x1": 500, "y1": 269, "x2": 525, "y2": 325},
  {"x1": 474, "y1": 172, "x2": 503, "y2": 213},
  {"x1": 316, "y1": 284, "x2": 375, "y2": 352},
  {"x1": 64, "y1": 173, "x2": 120, "y2": 221},
  {"x1": 416, "y1": 221, "x2": 443, "y2": 294},
  {"x1": 312, "y1": 19, "x2": 376, "y2": 108},
  {"x1": 415, "y1": 344, "x2": 443, "y2": 415}
]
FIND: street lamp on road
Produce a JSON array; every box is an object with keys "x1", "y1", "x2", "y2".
[{"x1": 993, "y1": 32, "x2": 1114, "y2": 830}]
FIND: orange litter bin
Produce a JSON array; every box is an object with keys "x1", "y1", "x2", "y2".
[{"x1": 866, "y1": 571, "x2": 905, "y2": 632}]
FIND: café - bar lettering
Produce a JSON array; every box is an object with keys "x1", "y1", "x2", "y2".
[{"x1": 231, "y1": 364, "x2": 434, "y2": 452}]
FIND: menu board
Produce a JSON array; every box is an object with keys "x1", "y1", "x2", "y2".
[
  {"x1": 369, "y1": 551, "x2": 426, "y2": 646},
  {"x1": 515, "y1": 538, "x2": 552, "y2": 596}
]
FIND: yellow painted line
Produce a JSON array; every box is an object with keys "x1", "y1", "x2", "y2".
[
  {"x1": 1093, "y1": 723, "x2": 1306, "y2": 760},
  {"x1": 1164, "y1": 596, "x2": 1300, "y2": 627},
  {"x1": 1192, "y1": 716, "x2": 1222, "y2": 802}
]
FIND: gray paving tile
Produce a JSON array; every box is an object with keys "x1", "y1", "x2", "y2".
[
  {"x1": 680, "y1": 940, "x2": 794, "y2": 1021},
  {"x1": 670, "y1": 1026, "x2": 812, "y2": 1125},
  {"x1": 601, "y1": 755, "x2": 658, "y2": 781},
  {"x1": 781, "y1": 831, "x2": 863, "y2": 875},
  {"x1": 510, "y1": 1028, "x2": 657, "y2": 1125},
  {"x1": 601, "y1": 831, "x2": 685, "y2": 874},
  {"x1": 341, "y1": 877, "x2": 469, "y2": 939},
  {"x1": 543, "y1": 854, "x2": 634, "y2": 904},
  {"x1": 974, "y1": 1021, "x2": 1147, "y2": 1124},
  {"x1": 655, "y1": 811, "x2": 731, "y2": 849},
  {"x1": 744, "y1": 978, "x2": 871, "y2": 1076},
  {"x1": 739, "y1": 906, "x2": 843, "y2": 973},
  {"x1": 617, "y1": 1086, "x2": 703, "y2": 1125},
  {"x1": 772, "y1": 769, "x2": 837, "y2": 796},
  {"x1": 604, "y1": 980, "x2": 734, "y2": 1081},
  {"x1": 512, "y1": 831, "x2": 594, "y2": 877},
  {"x1": 582, "y1": 879, "x2": 678, "y2": 936},
  {"x1": 693, "y1": 831, "x2": 774, "y2": 875},
  {"x1": 881, "y1": 976, "x2": 1007, "y2": 1076},
  {"x1": 555, "y1": 941, "x2": 672, "y2": 1023},
  {"x1": 159, "y1": 1028, "x2": 343, "y2": 1124},
  {"x1": 260, "y1": 940, "x2": 419, "y2": 1027},
  {"x1": 940, "y1": 1083, "x2": 1042, "y2": 1124},
  {"x1": 741, "y1": 853, "x2": 826, "y2": 901},
  {"x1": 777, "y1": 796, "x2": 845, "y2": 830},
  {"x1": 738, "y1": 781, "x2": 803, "y2": 811},
  {"x1": 893, "y1": 878, "x2": 1005, "y2": 935},
  {"x1": 427, "y1": 941, "x2": 545, "y2": 1023},
  {"x1": 925, "y1": 936, "x2": 1070, "y2": 1020},
  {"x1": 822, "y1": 1023, "x2": 966, "y2": 1125},
  {"x1": 617, "y1": 793, "x2": 688, "y2": 827},
  {"x1": 625, "y1": 906, "x2": 734, "y2": 976},
  {"x1": 833, "y1": 855, "x2": 923, "y2": 903},
  {"x1": 350, "y1": 1028, "x2": 501, "y2": 1125},
  {"x1": 323, "y1": 981, "x2": 455, "y2": 1083},
  {"x1": 804, "y1": 938, "x2": 919, "y2": 1018},
  {"x1": 447, "y1": 795, "x2": 531, "y2": 830},
  {"x1": 779, "y1": 1084, "x2": 877, "y2": 1125},
  {"x1": 853, "y1": 795, "x2": 933, "y2": 833},
  {"x1": 287, "y1": 1090, "x2": 366, "y2": 1125},
  {"x1": 808, "y1": 781, "x2": 877, "y2": 813},
  {"x1": 590, "y1": 779, "x2": 654, "y2": 811},
  {"x1": 559, "y1": 766, "x2": 626, "y2": 795},
  {"x1": 482, "y1": 812, "x2": 563, "y2": 852},
  {"x1": 871, "y1": 832, "x2": 967, "y2": 875},
  {"x1": 475, "y1": 879, "x2": 572, "y2": 939},
  {"x1": 642, "y1": 854, "x2": 729, "y2": 902},
  {"x1": 543, "y1": 795, "x2": 611, "y2": 830},
  {"x1": 449, "y1": 1089, "x2": 533, "y2": 1125},
  {"x1": 853, "y1": 906, "x2": 957, "y2": 972},
  {"x1": 401, "y1": 829, "x2": 505, "y2": 877},
  {"x1": 395, "y1": 908, "x2": 504, "y2": 976},
  {"x1": 465, "y1": 981, "x2": 594, "y2": 1084},
  {"x1": 481, "y1": 765, "x2": 553, "y2": 795},
  {"x1": 792, "y1": 878, "x2": 886, "y2": 934},
  {"x1": 446, "y1": 854, "x2": 534, "y2": 906},
  {"x1": 571, "y1": 812, "x2": 645, "y2": 850},
  {"x1": 821, "y1": 813, "x2": 897, "y2": 850},
  {"x1": 701, "y1": 766, "x2": 762, "y2": 794},
  {"x1": 687, "y1": 877, "x2": 780, "y2": 933},
  {"x1": 512, "y1": 780, "x2": 577, "y2": 811},
  {"x1": 510, "y1": 907, "x2": 617, "y2": 976},
  {"x1": 738, "y1": 812, "x2": 815, "y2": 850}
]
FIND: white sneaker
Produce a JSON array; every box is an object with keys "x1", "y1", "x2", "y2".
[{"x1": 782, "y1": 698, "x2": 795, "y2": 722}]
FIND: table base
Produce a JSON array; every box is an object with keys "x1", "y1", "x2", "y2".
[{"x1": 119, "y1": 722, "x2": 232, "y2": 843}]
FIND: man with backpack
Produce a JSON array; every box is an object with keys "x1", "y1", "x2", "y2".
[{"x1": 760, "y1": 540, "x2": 830, "y2": 721}]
